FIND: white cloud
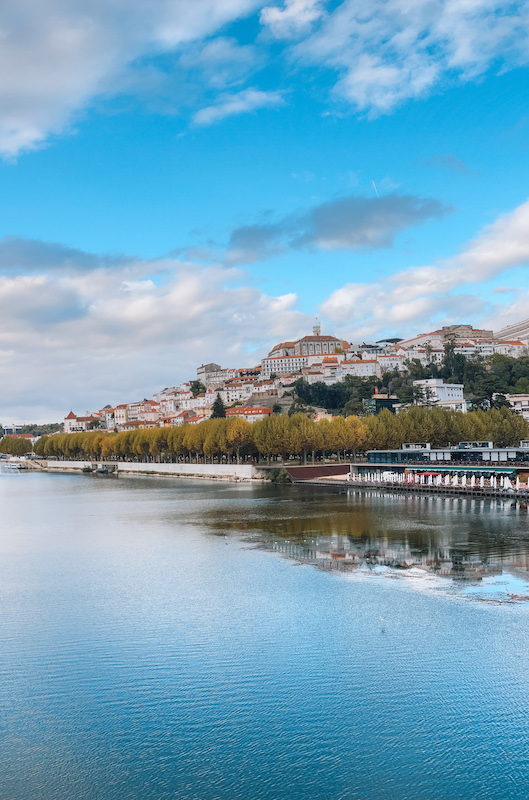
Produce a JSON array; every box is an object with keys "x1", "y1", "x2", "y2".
[
  {"x1": 0, "y1": 251, "x2": 311, "y2": 421},
  {"x1": 320, "y1": 197, "x2": 529, "y2": 339},
  {"x1": 294, "y1": 0, "x2": 529, "y2": 114},
  {"x1": 3, "y1": 200, "x2": 529, "y2": 421},
  {"x1": 260, "y1": 0, "x2": 324, "y2": 39},
  {"x1": 2, "y1": 0, "x2": 528, "y2": 154},
  {"x1": 193, "y1": 87, "x2": 284, "y2": 124},
  {"x1": 179, "y1": 37, "x2": 261, "y2": 89},
  {"x1": 0, "y1": 0, "x2": 261, "y2": 157}
]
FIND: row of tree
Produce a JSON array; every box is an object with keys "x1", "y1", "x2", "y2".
[
  {"x1": 15, "y1": 406, "x2": 528, "y2": 464},
  {"x1": 0, "y1": 436, "x2": 34, "y2": 456}
]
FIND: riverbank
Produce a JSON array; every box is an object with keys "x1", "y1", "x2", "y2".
[
  {"x1": 28, "y1": 459, "x2": 268, "y2": 481},
  {"x1": 14, "y1": 458, "x2": 529, "y2": 499}
]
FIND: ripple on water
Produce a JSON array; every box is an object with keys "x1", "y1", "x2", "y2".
[{"x1": 1, "y1": 475, "x2": 529, "y2": 800}]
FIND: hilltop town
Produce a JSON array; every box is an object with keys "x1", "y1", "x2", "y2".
[{"x1": 58, "y1": 319, "x2": 529, "y2": 434}]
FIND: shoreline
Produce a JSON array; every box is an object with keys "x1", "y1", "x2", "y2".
[
  {"x1": 300, "y1": 477, "x2": 529, "y2": 502},
  {"x1": 13, "y1": 459, "x2": 529, "y2": 500},
  {"x1": 23, "y1": 459, "x2": 268, "y2": 482}
]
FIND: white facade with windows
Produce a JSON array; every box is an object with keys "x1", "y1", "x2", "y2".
[{"x1": 413, "y1": 379, "x2": 467, "y2": 412}]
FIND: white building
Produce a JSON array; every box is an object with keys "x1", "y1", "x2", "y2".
[
  {"x1": 340, "y1": 359, "x2": 382, "y2": 379},
  {"x1": 261, "y1": 354, "x2": 308, "y2": 379},
  {"x1": 225, "y1": 407, "x2": 273, "y2": 422},
  {"x1": 495, "y1": 317, "x2": 529, "y2": 344},
  {"x1": 504, "y1": 394, "x2": 529, "y2": 421},
  {"x1": 262, "y1": 325, "x2": 349, "y2": 378},
  {"x1": 377, "y1": 354, "x2": 407, "y2": 372},
  {"x1": 64, "y1": 411, "x2": 99, "y2": 433},
  {"x1": 412, "y1": 379, "x2": 467, "y2": 412}
]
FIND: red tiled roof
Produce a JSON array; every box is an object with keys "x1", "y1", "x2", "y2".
[
  {"x1": 342, "y1": 359, "x2": 378, "y2": 364},
  {"x1": 263, "y1": 354, "x2": 305, "y2": 360},
  {"x1": 65, "y1": 411, "x2": 76, "y2": 419},
  {"x1": 226, "y1": 407, "x2": 273, "y2": 416}
]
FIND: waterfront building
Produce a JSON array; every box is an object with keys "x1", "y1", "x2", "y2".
[{"x1": 365, "y1": 441, "x2": 529, "y2": 469}]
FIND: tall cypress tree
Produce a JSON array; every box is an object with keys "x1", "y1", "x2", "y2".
[{"x1": 211, "y1": 393, "x2": 226, "y2": 418}]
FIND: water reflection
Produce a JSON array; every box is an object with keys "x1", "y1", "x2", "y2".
[{"x1": 196, "y1": 486, "x2": 529, "y2": 601}]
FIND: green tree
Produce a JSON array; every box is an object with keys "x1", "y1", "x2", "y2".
[
  {"x1": 189, "y1": 380, "x2": 206, "y2": 397},
  {"x1": 210, "y1": 393, "x2": 226, "y2": 418},
  {"x1": 226, "y1": 417, "x2": 252, "y2": 464},
  {"x1": 290, "y1": 413, "x2": 322, "y2": 464},
  {"x1": 0, "y1": 436, "x2": 33, "y2": 456}
]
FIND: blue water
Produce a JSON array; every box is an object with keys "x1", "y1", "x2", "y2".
[{"x1": 1, "y1": 472, "x2": 529, "y2": 799}]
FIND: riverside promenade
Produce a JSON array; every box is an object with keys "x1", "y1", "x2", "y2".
[
  {"x1": 286, "y1": 463, "x2": 529, "y2": 500},
  {"x1": 28, "y1": 458, "x2": 266, "y2": 481}
]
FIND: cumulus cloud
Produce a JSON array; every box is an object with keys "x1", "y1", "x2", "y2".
[
  {"x1": 2, "y1": 0, "x2": 528, "y2": 154},
  {"x1": 3, "y1": 199, "x2": 529, "y2": 421},
  {"x1": 260, "y1": 0, "x2": 324, "y2": 39},
  {"x1": 193, "y1": 88, "x2": 284, "y2": 125},
  {"x1": 0, "y1": 244, "x2": 311, "y2": 421},
  {"x1": 0, "y1": 0, "x2": 261, "y2": 157},
  {"x1": 320, "y1": 197, "x2": 529, "y2": 339},
  {"x1": 294, "y1": 0, "x2": 529, "y2": 115},
  {"x1": 225, "y1": 192, "x2": 451, "y2": 264}
]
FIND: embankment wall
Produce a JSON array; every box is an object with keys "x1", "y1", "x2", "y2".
[{"x1": 39, "y1": 460, "x2": 259, "y2": 480}]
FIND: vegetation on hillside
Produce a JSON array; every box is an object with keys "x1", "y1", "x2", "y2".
[{"x1": 293, "y1": 350, "x2": 529, "y2": 415}]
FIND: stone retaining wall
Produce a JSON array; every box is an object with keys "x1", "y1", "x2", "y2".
[{"x1": 40, "y1": 460, "x2": 258, "y2": 480}]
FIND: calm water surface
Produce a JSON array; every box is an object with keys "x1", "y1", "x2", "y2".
[{"x1": 1, "y1": 471, "x2": 529, "y2": 800}]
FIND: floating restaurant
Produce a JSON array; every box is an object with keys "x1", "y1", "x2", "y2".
[{"x1": 351, "y1": 441, "x2": 529, "y2": 488}]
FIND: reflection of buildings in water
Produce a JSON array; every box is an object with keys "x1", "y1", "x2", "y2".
[
  {"x1": 270, "y1": 528, "x2": 525, "y2": 582},
  {"x1": 199, "y1": 488, "x2": 529, "y2": 580}
]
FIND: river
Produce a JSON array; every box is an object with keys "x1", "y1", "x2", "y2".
[{"x1": 1, "y1": 471, "x2": 529, "y2": 800}]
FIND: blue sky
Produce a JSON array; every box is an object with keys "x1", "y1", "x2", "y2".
[{"x1": 1, "y1": 0, "x2": 529, "y2": 421}]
